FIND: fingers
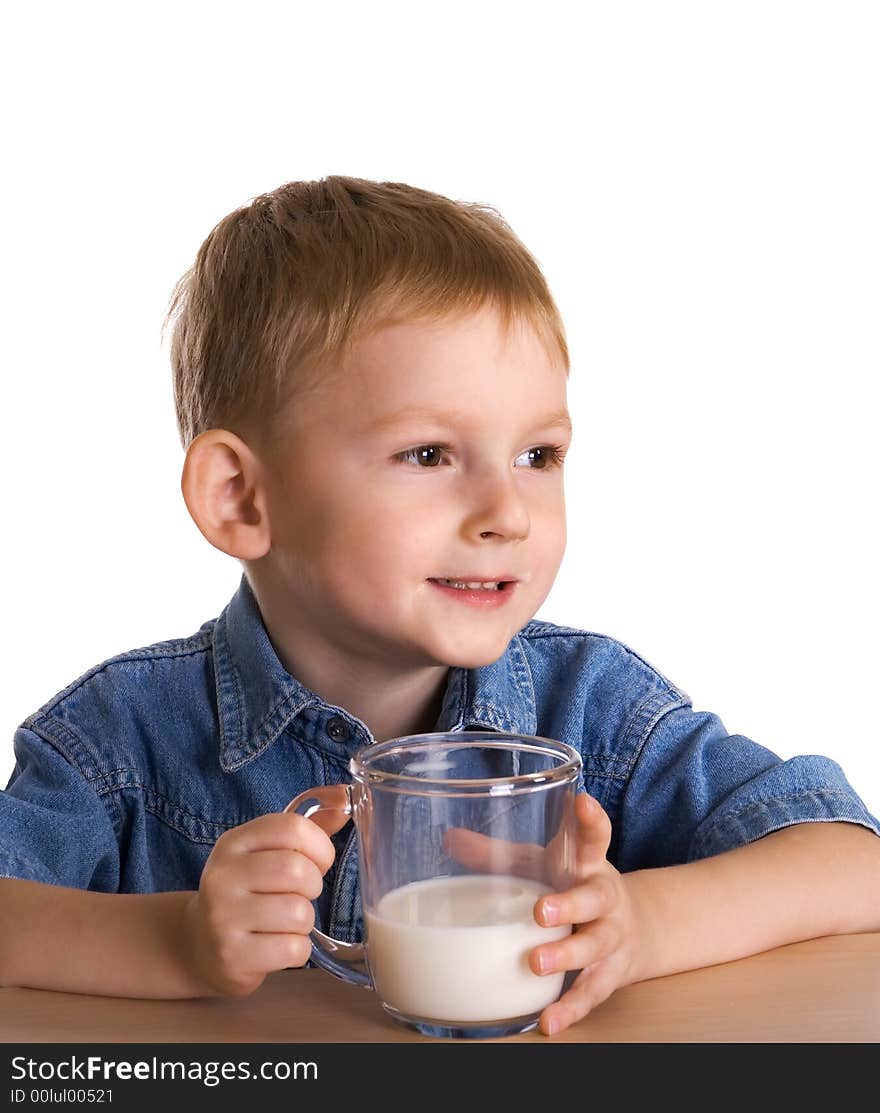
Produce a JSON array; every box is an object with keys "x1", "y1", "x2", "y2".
[
  {"x1": 443, "y1": 795, "x2": 612, "y2": 886},
  {"x1": 573, "y1": 794, "x2": 612, "y2": 876},
  {"x1": 523, "y1": 803, "x2": 628, "y2": 1036},
  {"x1": 211, "y1": 930, "x2": 314, "y2": 987},
  {"x1": 538, "y1": 960, "x2": 620, "y2": 1036},
  {"x1": 530, "y1": 904, "x2": 626, "y2": 1035},
  {"x1": 534, "y1": 869, "x2": 618, "y2": 930},
  {"x1": 244, "y1": 849, "x2": 325, "y2": 899},
  {"x1": 244, "y1": 892, "x2": 316, "y2": 935},
  {"x1": 217, "y1": 812, "x2": 337, "y2": 876},
  {"x1": 188, "y1": 810, "x2": 341, "y2": 997},
  {"x1": 530, "y1": 911, "x2": 622, "y2": 978},
  {"x1": 443, "y1": 827, "x2": 543, "y2": 880}
]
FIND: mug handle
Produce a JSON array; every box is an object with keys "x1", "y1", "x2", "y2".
[{"x1": 285, "y1": 785, "x2": 372, "y2": 989}]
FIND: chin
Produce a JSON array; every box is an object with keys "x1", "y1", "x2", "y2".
[{"x1": 431, "y1": 634, "x2": 513, "y2": 671}]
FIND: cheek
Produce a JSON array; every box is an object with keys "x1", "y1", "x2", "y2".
[
  {"x1": 316, "y1": 498, "x2": 430, "y2": 582},
  {"x1": 554, "y1": 508, "x2": 567, "y2": 555},
  {"x1": 532, "y1": 490, "x2": 567, "y2": 548}
]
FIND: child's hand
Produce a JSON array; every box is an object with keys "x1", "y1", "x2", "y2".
[
  {"x1": 180, "y1": 811, "x2": 339, "y2": 997},
  {"x1": 530, "y1": 793, "x2": 640, "y2": 1035}
]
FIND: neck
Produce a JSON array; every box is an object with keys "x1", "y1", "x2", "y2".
[{"x1": 250, "y1": 586, "x2": 450, "y2": 744}]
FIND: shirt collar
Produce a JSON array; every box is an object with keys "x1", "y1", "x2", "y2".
[{"x1": 213, "y1": 576, "x2": 537, "y2": 772}]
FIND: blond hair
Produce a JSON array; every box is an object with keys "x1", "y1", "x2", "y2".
[{"x1": 164, "y1": 176, "x2": 569, "y2": 448}]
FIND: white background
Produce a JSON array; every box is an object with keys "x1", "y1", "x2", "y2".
[{"x1": 2, "y1": 1, "x2": 877, "y2": 819}]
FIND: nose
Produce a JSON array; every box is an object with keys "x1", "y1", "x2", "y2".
[{"x1": 461, "y1": 466, "x2": 531, "y2": 543}]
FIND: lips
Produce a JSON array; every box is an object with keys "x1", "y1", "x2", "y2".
[{"x1": 427, "y1": 578, "x2": 518, "y2": 607}]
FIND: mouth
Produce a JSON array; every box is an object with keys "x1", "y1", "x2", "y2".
[
  {"x1": 427, "y1": 577, "x2": 519, "y2": 607},
  {"x1": 429, "y1": 576, "x2": 517, "y2": 591}
]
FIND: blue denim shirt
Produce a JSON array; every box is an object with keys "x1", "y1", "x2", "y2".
[{"x1": 3, "y1": 575, "x2": 878, "y2": 944}]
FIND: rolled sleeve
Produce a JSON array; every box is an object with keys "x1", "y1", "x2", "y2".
[
  {"x1": 614, "y1": 704, "x2": 880, "y2": 872},
  {"x1": 690, "y1": 755, "x2": 880, "y2": 859},
  {"x1": 0, "y1": 726, "x2": 120, "y2": 890}
]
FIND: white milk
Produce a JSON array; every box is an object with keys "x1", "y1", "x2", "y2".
[{"x1": 364, "y1": 874, "x2": 570, "y2": 1023}]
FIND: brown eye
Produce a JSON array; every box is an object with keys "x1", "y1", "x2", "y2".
[
  {"x1": 416, "y1": 446, "x2": 442, "y2": 467},
  {"x1": 397, "y1": 445, "x2": 444, "y2": 467},
  {"x1": 515, "y1": 445, "x2": 566, "y2": 470}
]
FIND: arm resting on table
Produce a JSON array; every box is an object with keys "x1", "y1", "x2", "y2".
[
  {"x1": 624, "y1": 820, "x2": 880, "y2": 984},
  {"x1": 0, "y1": 877, "x2": 207, "y2": 998}
]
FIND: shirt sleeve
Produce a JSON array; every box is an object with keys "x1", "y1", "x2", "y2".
[
  {"x1": 612, "y1": 703, "x2": 880, "y2": 873},
  {"x1": 0, "y1": 726, "x2": 120, "y2": 890}
]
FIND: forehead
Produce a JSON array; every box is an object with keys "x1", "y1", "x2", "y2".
[{"x1": 299, "y1": 308, "x2": 567, "y2": 428}]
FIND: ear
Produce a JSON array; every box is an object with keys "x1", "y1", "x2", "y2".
[{"x1": 180, "y1": 430, "x2": 271, "y2": 560}]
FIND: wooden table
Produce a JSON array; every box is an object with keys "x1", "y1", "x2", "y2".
[{"x1": 2, "y1": 934, "x2": 879, "y2": 1043}]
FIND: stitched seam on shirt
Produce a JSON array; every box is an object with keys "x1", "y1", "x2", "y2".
[
  {"x1": 18, "y1": 720, "x2": 125, "y2": 830},
  {"x1": 213, "y1": 613, "x2": 247, "y2": 758},
  {"x1": 520, "y1": 624, "x2": 594, "y2": 638},
  {"x1": 73, "y1": 767, "x2": 242, "y2": 840},
  {"x1": 692, "y1": 788, "x2": 869, "y2": 858},
  {"x1": 83, "y1": 783, "x2": 238, "y2": 844},
  {"x1": 329, "y1": 826, "x2": 359, "y2": 935},
  {"x1": 142, "y1": 801, "x2": 231, "y2": 844},
  {"x1": 119, "y1": 781, "x2": 242, "y2": 836},
  {"x1": 449, "y1": 669, "x2": 471, "y2": 730},
  {"x1": 12, "y1": 723, "x2": 126, "y2": 842},
  {"x1": 0, "y1": 849, "x2": 57, "y2": 884},
  {"x1": 619, "y1": 693, "x2": 690, "y2": 780},
  {"x1": 509, "y1": 634, "x2": 537, "y2": 724},
  {"x1": 243, "y1": 693, "x2": 318, "y2": 764},
  {"x1": 606, "y1": 699, "x2": 692, "y2": 861},
  {"x1": 28, "y1": 634, "x2": 213, "y2": 717},
  {"x1": 581, "y1": 764, "x2": 630, "y2": 781},
  {"x1": 518, "y1": 625, "x2": 689, "y2": 700},
  {"x1": 468, "y1": 703, "x2": 517, "y2": 732},
  {"x1": 22, "y1": 717, "x2": 101, "y2": 780}
]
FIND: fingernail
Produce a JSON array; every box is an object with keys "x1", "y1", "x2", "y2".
[
  {"x1": 541, "y1": 898, "x2": 559, "y2": 925},
  {"x1": 536, "y1": 950, "x2": 554, "y2": 975},
  {"x1": 545, "y1": 1014, "x2": 559, "y2": 1036}
]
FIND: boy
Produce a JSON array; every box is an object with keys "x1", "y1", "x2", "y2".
[{"x1": 1, "y1": 176, "x2": 878, "y2": 1037}]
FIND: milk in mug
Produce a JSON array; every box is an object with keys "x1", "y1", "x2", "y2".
[{"x1": 364, "y1": 873, "x2": 571, "y2": 1022}]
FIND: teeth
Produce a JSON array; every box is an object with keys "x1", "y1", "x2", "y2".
[{"x1": 435, "y1": 579, "x2": 502, "y2": 591}]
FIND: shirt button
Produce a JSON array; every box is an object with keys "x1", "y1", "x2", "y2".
[{"x1": 327, "y1": 717, "x2": 352, "y2": 742}]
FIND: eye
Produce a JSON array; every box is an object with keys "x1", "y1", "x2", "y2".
[
  {"x1": 516, "y1": 445, "x2": 566, "y2": 469},
  {"x1": 396, "y1": 445, "x2": 446, "y2": 468}
]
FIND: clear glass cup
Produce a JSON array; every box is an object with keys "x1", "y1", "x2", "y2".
[{"x1": 287, "y1": 730, "x2": 582, "y2": 1038}]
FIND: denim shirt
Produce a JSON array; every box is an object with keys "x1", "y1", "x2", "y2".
[{"x1": 3, "y1": 575, "x2": 878, "y2": 944}]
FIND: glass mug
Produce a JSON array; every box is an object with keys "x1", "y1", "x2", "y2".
[{"x1": 286, "y1": 731, "x2": 582, "y2": 1038}]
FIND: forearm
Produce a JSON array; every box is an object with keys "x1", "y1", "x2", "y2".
[
  {"x1": 0, "y1": 878, "x2": 206, "y2": 998},
  {"x1": 623, "y1": 820, "x2": 880, "y2": 984}
]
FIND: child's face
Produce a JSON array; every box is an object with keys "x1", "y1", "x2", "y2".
[{"x1": 259, "y1": 305, "x2": 570, "y2": 671}]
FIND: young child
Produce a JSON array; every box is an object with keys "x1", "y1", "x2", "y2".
[{"x1": 1, "y1": 176, "x2": 878, "y2": 1037}]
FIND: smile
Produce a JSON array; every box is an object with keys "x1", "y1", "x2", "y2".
[
  {"x1": 433, "y1": 578, "x2": 504, "y2": 591},
  {"x1": 427, "y1": 578, "x2": 517, "y2": 607}
]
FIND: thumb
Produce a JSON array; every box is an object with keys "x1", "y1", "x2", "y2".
[{"x1": 573, "y1": 793, "x2": 612, "y2": 876}]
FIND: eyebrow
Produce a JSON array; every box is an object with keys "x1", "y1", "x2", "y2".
[{"x1": 367, "y1": 406, "x2": 573, "y2": 436}]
